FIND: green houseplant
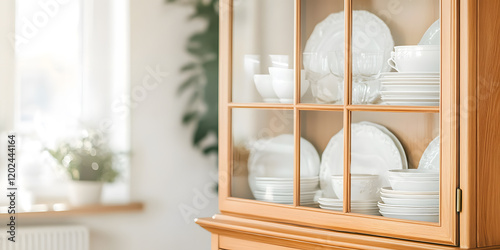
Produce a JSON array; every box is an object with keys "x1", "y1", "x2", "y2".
[
  {"x1": 46, "y1": 130, "x2": 119, "y2": 206},
  {"x1": 167, "y1": 0, "x2": 219, "y2": 157}
]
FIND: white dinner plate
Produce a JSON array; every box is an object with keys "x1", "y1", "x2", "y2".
[
  {"x1": 255, "y1": 176, "x2": 319, "y2": 182},
  {"x1": 378, "y1": 202, "x2": 439, "y2": 214},
  {"x1": 380, "y1": 90, "x2": 440, "y2": 98},
  {"x1": 383, "y1": 101, "x2": 439, "y2": 106},
  {"x1": 254, "y1": 190, "x2": 318, "y2": 196},
  {"x1": 380, "y1": 80, "x2": 440, "y2": 86},
  {"x1": 381, "y1": 97, "x2": 440, "y2": 102},
  {"x1": 418, "y1": 136, "x2": 440, "y2": 171},
  {"x1": 419, "y1": 19, "x2": 440, "y2": 45},
  {"x1": 380, "y1": 197, "x2": 439, "y2": 206},
  {"x1": 304, "y1": 10, "x2": 394, "y2": 75},
  {"x1": 359, "y1": 122, "x2": 408, "y2": 169},
  {"x1": 380, "y1": 72, "x2": 440, "y2": 78},
  {"x1": 379, "y1": 211, "x2": 439, "y2": 222},
  {"x1": 248, "y1": 134, "x2": 320, "y2": 195},
  {"x1": 380, "y1": 192, "x2": 439, "y2": 199},
  {"x1": 380, "y1": 187, "x2": 438, "y2": 195},
  {"x1": 320, "y1": 123, "x2": 405, "y2": 198},
  {"x1": 381, "y1": 85, "x2": 440, "y2": 92}
]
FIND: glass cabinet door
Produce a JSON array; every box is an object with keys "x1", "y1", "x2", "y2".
[{"x1": 220, "y1": 0, "x2": 457, "y2": 245}]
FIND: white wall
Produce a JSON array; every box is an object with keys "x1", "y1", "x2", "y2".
[
  {"x1": 0, "y1": 0, "x2": 15, "y2": 132},
  {"x1": 21, "y1": 0, "x2": 219, "y2": 249}
]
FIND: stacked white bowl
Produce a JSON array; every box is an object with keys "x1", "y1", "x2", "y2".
[
  {"x1": 253, "y1": 177, "x2": 319, "y2": 205},
  {"x1": 253, "y1": 54, "x2": 310, "y2": 104},
  {"x1": 378, "y1": 169, "x2": 440, "y2": 222}
]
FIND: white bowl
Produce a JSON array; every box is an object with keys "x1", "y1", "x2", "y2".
[
  {"x1": 389, "y1": 178, "x2": 439, "y2": 192},
  {"x1": 380, "y1": 197, "x2": 439, "y2": 206},
  {"x1": 331, "y1": 174, "x2": 379, "y2": 201},
  {"x1": 253, "y1": 74, "x2": 279, "y2": 102},
  {"x1": 269, "y1": 55, "x2": 291, "y2": 68},
  {"x1": 379, "y1": 211, "x2": 439, "y2": 222},
  {"x1": 388, "y1": 45, "x2": 440, "y2": 73},
  {"x1": 389, "y1": 176, "x2": 440, "y2": 182},
  {"x1": 388, "y1": 169, "x2": 439, "y2": 177},
  {"x1": 269, "y1": 68, "x2": 309, "y2": 103}
]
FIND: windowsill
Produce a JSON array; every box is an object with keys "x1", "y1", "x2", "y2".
[{"x1": 0, "y1": 202, "x2": 144, "y2": 218}]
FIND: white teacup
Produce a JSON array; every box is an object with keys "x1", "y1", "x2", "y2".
[
  {"x1": 387, "y1": 45, "x2": 440, "y2": 72},
  {"x1": 331, "y1": 174, "x2": 379, "y2": 201}
]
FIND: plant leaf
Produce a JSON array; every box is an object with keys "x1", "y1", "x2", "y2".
[
  {"x1": 182, "y1": 111, "x2": 199, "y2": 124},
  {"x1": 202, "y1": 144, "x2": 218, "y2": 155},
  {"x1": 180, "y1": 62, "x2": 198, "y2": 72},
  {"x1": 178, "y1": 74, "x2": 201, "y2": 94}
]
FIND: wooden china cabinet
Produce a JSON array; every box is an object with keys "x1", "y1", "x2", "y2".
[{"x1": 196, "y1": 0, "x2": 500, "y2": 249}]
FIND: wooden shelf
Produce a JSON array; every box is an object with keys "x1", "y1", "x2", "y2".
[
  {"x1": 0, "y1": 202, "x2": 144, "y2": 218},
  {"x1": 228, "y1": 102, "x2": 439, "y2": 113}
]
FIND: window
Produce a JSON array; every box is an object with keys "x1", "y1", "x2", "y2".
[{"x1": 0, "y1": 0, "x2": 130, "y2": 210}]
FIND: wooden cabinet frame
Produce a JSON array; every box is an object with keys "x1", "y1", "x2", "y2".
[{"x1": 214, "y1": 0, "x2": 471, "y2": 247}]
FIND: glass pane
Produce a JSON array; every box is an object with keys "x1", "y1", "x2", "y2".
[
  {"x1": 301, "y1": 0, "x2": 344, "y2": 104},
  {"x1": 351, "y1": 0, "x2": 440, "y2": 106},
  {"x1": 299, "y1": 110, "x2": 343, "y2": 208},
  {"x1": 232, "y1": 0, "x2": 295, "y2": 103},
  {"x1": 350, "y1": 112, "x2": 439, "y2": 222},
  {"x1": 231, "y1": 108, "x2": 295, "y2": 205}
]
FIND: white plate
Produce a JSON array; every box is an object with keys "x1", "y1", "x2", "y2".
[
  {"x1": 254, "y1": 194, "x2": 316, "y2": 203},
  {"x1": 359, "y1": 122, "x2": 408, "y2": 170},
  {"x1": 381, "y1": 97, "x2": 440, "y2": 102},
  {"x1": 381, "y1": 81, "x2": 440, "y2": 86},
  {"x1": 380, "y1": 192, "x2": 439, "y2": 199},
  {"x1": 380, "y1": 187, "x2": 438, "y2": 195},
  {"x1": 254, "y1": 190, "x2": 318, "y2": 196},
  {"x1": 383, "y1": 101, "x2": 439, "y2": 106},
  {"x1": 380, "y1": 91, "x2": 440, "y2": 98},
  {"x1": 255, "y1": 176, "x2": 319, "y2": 181},
  {"x1": 379, "y1": 211, "x2": 439, "y2": 222},
  {"x1": 320, "y1": 123, "x2": 405, "y2": 198},
  {"x1": 418, "y1": 136, "x2": 440, "y2": 171},
  {"x1": 380, "y1": 72, "x2": 440, "y2": 78},
  {"x1": 419, "y1": 19, "x2": 440, "y2": 45},
  {"x1": 320, "y1": 205, "x2": 380, "y2": 212},
  {"x1": 381, "y1": 85, "x2": 440, "y2": 92},
  {"x1": 248, "y1": 134, "x2": 320, "y2": 195},
  {"x1": 378, "y1": 202, "x2": 439, "y2": 213},
  {"x1": 304, "y1": 10, "x2": 393, "y2": 75},
  {"x1": 318, "y1": 198, "x2": 378, "y2": 204},
  {"x1": 380, "y1": 197, "x2": 439, "y2": 206}
]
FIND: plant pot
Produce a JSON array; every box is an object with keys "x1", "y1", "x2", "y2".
[{"x1": 68, "y1": 180, "x2": 103, "y2": 206}]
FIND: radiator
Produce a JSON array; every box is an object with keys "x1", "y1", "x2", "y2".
[{"x1": 0, "y1": 225, "x2": 89, "y2": 250}]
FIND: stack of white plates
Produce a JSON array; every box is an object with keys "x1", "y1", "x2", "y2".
[
  {"x1": 318, "y1": 198, "x2": 380, "y2": 215},
  {"x1": 379, "y1": 72, "x2": 440, "y2": 106},
  {"x1": 379, "y1": 169, "x2": 440, "y2": 222},
  {"x1": 253, "y1": 177, "x2": 319, "y2": 205}
]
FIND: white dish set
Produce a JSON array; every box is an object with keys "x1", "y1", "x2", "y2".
[
  {"x1": 246, "y1": 124, "x2": 441, "y2": 222},
  {"x1": 247, "y1": 134, "x2": 320, "y2": 205},
  {"x1": 378, "y1": 138, "x2": 440, "y2": 223},
  {"x1": 252, "y1": 12, "x2": 441, "y2": 106},
  {"x1": 381, "y1": 19, "x2": 441, "y2": 106}
]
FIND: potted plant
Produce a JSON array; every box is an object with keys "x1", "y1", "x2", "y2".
[{"x1": 46, "y1": 130, "x2": 119, "y2": 206}]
